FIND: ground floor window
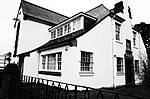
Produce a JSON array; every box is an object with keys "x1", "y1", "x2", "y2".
[
  {"x1": 41, "y1": 55, "x2": 46, "y2": 69},
  {"x1": 41, "y1": 52, "x2": 62, "y2": 71},
  {"x1": 116, "y1": 57, "x2": 124, "y2": 74},
  {"x1": 134, "y1": 60, "x2": 139, "y2": 74},
  {"x1": 80, "y1": 51, "x2": 93, "y2": 72}
]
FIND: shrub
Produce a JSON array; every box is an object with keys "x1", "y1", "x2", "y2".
[{"x1": 139, "y1": 60, "x2": 150, "y2": 88}]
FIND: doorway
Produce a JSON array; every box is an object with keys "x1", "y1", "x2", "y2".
[{"x1": 125, "y1": 55, "x2": 135, "y2": 85}]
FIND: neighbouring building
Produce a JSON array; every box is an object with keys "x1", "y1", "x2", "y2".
[
  {"x1": 0, "y1": 52, "x2": 11, "y2": 70},
  {"x1": 12, "y1": 0, "x2": 146, "y2": 88},
  {"x1": 0, "y1": 55, "x2": 6, "y2": 69}
]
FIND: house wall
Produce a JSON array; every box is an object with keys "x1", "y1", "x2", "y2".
[
  {"x1": 132, "y1": 30, "x2": 147, "y2": 83},
  {"x1": 15, "y1": 1, "x2": 147, "y2": 89},
  {"x1": 18, "y1": 20, "x2": 50, "y2": 54},
  {"x1": 76, "y1": 17, "x2": 113, "y2": 88},
  {"x1": 33, "y1": 17, "x2": 114, "y2": 88},
  {"x1": 38, "y1": 45, "x2": 80, "y2": 84},
  {"x1": 112, "y1": 19, "x2": 146, "y2": 86},
  {"x1": 113, "y1": 19, "x2": 133, "y2": 86},
  {"x1": 23, "y1": 51, "x2": 39, "y2": 77},
  {"x1": 21, "y1": 16, "x2": 146, "y2": 88},
  {"x1": 16, "y1": 9, "x2": 51, "y2": 55}
]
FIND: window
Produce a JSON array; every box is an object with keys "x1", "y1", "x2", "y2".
[
  {"x1": 57, "y1": 52, "x2": 62, "y2": 70},
  {"x1": 41, "y1": 52, "x2": 62, "y2": 71},
  {"x1": 64, "y1": 25, "x2": 68, "y2": 34},
  {"x1": 73, "y1": 18, "x2": 81, "y2": 31},
  {"x1": 57, "y1": 27, "x2": 63, "y2": 37},
  {"x1": 42, "y1": 55, "x2": 46, "y2": 69},
  {"x1": 134, "y1": 60, "x2": 139, "y2": 74},
  {"x1": 80, "y1": 51, "x2": 93, "y2": 72},
  {"x1": 64, "y1": 23, "x2": 71, "y2": 34},
  {"x1": 51, "y1": 30, "x2": 56, "y2": 39},
  {"x1": 116, "y1": 57, "x2": 124, "y2": 74},
  {"x1": 133, "y1": 31, "x2": 137, "y2": 46},
  {"x1": 47, "y1": 54, "x2": 56, "y2": 70},
  {"x1": 126, "y1": 39, "x2": 131, "y2": 51},
  {"x1": 115, "y1": 22, "x2": 121, "y2": 41}
]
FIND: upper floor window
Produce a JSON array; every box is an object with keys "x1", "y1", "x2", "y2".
[
  {"x1": 50, "y1": 16, "x2": 83, "y2": 40},
  {"x1": 51, "y1": 30, "x2": 56, "y2": 39},
  {"x1": 73, "y1": 18, "x2": 81, "y2": 31},
  {"x1": 115, "y1": 22, "x2": 121, "y2": 41},
  {"x1": 133, "y1": 31, "x2": 137, "y2": 46},
  {"x1": 57, "y1": 27, "x2": 63, "y2": 37},
  {"x1": 80, "y1": 51, "x2": 93, "y2": 72},
  {"x1": 64, "y1": 23, "x2": 71, "y2": 34},
  {"x1": 126, "y1": 39, "x2": 131, "y2": 51},
  {"x1": 116, "y1": 57, "x2": 124, "y2": 74}
]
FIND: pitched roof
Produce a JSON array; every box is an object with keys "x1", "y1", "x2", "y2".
[
  {"x1": 21, "y1": 0, "x2": 69, "y2": 25},
  {"x1": 18, "y1": 4, "x2": 110, "y2": 55},
  {"x1": 37, "y1": 5, "x2": 110, "y2": 51},
  {"x1": 86, "y1": 4, "x2": 110, "y2": 22}
]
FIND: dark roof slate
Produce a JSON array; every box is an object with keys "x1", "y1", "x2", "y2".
[
  {"x1": 86, "y1": 4, "x2": 110, "y2": 22},
  {"x1": 21, "y1": 0, "x2": 69, "y2": 25}
]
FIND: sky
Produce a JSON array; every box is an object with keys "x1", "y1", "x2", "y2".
[{"x1": 0, "y1": 0, "x2": 150, "y2": 55}]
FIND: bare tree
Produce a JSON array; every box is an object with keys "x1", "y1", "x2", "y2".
[{"x1": 134, "y1": 22, "x2": 150, "y2": 87}]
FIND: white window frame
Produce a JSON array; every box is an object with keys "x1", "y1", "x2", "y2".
[
  {"x1": 64, "y1": 23, "x2": 71, "y2": 34},
  {"x1": 57, "y1": 27, "x2": 63, "y2": 37},
  {"x1": 51, "y1": 30, "x2": 56, "y2": 39},
  {"x1": 115, "y1": 22, "x2": 122, "y2": 41},
  {"x1": 41, "y1": 55, "x2": 46, "y2": 69},
  {"x1": 50, "y1": 16, "x2": 83, "y2": 40},
  {"x1": 41, "y1": 52, "x2": 62, "y2": 72},
  {"x1": 116, "y1": 57, "x2": 124, "y2": 75},
  {"x1": 73, "y1": 17, "x2": 81, "y2": 31},
  {"x1": 80, "y1": 51, "x2": 93, "y2": 72}
]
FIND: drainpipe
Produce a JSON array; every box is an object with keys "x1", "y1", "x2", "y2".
[
  {"x1": 111, "y1": 17, "x2": 115, "y2": 88},
  {"x1": 13, "y1": 20, "x2": 21, "y2": 57}
]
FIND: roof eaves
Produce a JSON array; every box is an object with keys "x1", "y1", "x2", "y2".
[
  {"x1": 22, "y1": 0, "x2": 69, "y2": 19},
  {"x1": 113, "y1": 15, "x2": 125, "y2": 23},
  {"x1": 23, "y1": 12, "x2": 58, "y2": 25},
  {"x1": 132, "y1": 26, "x2": 140, "y2": 33},
  {"x1": 21, "y1": 0, "x2": 69, "y2": 24}
]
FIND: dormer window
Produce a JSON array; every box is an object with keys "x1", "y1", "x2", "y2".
[
  {"x1": 57, "y1": 27, "x2": 63, "y2": 37},
  {"x1": 49, "y1": 12, "x2": 97, "y2": 40},
  {"x1": 73, "y1": 17, "x2": 81, "y2": 31},
  {"x1": 64, "y1": 23, "x2": 71, "y2": 34},
  {"x1": 51, "y1": 30, "x2": 56, "y2": 39}
]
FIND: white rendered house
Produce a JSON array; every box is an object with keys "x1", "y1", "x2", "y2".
[{"x1": 13, "y1": 0, "x2": 146, "y2": 88}]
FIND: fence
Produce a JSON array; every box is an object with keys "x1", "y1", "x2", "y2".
[{"x1": 20, "y1": 75, "x2": 149, "y2": 99}]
